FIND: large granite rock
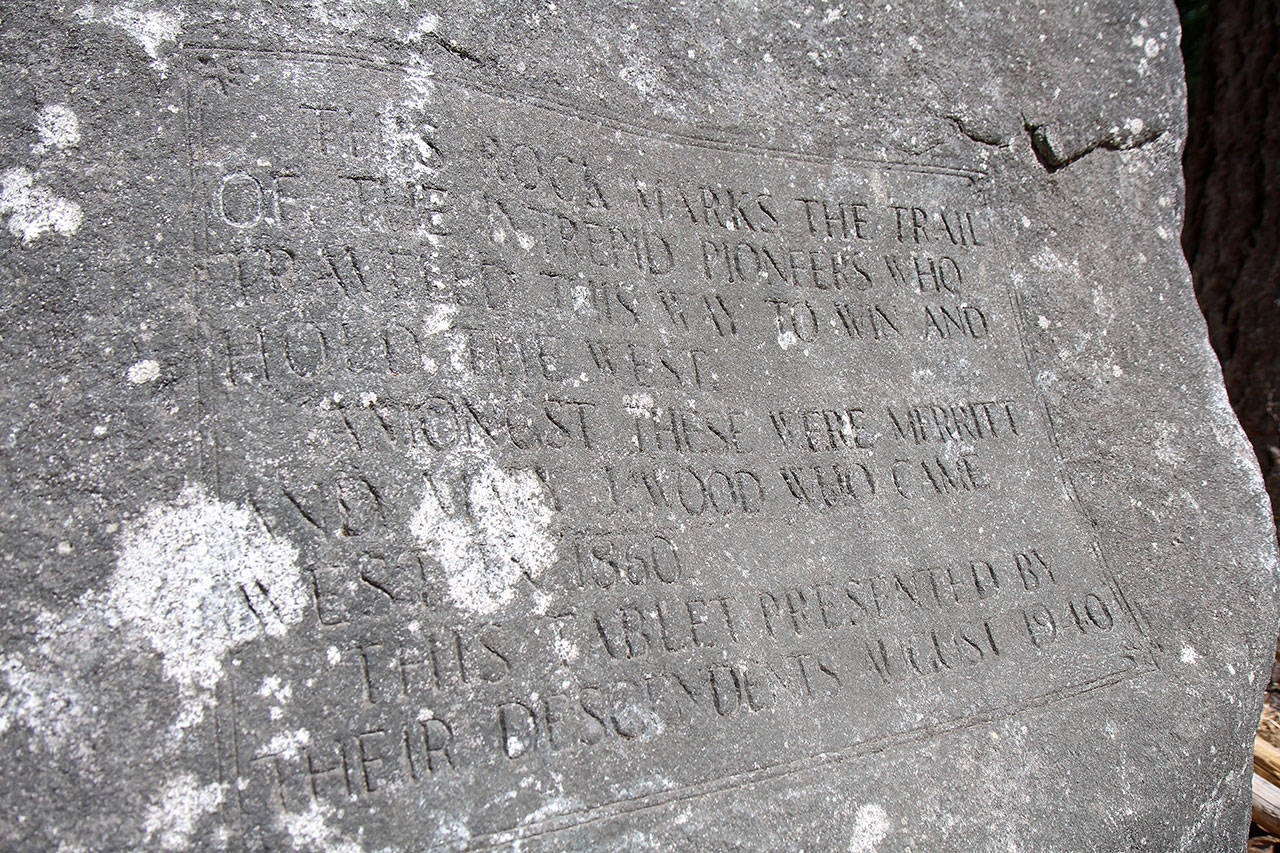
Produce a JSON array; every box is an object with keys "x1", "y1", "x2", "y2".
[{"x1": 0, "y1": 1, "x2": 1275, "y2": 849}]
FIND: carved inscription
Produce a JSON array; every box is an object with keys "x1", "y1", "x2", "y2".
[{"x1": 190, "y1": 48, "x2": 1156, "y2": 846}]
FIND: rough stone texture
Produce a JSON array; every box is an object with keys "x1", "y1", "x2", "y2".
[
  {"x1": 1183, "y1": 0, "x2": 1280, "y2": 524},
  {"x1": 0, "y1": 1, "x2": 1275, "y2": 850}
]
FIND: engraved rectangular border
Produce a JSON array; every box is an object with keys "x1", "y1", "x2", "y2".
[{"x1": 181, "y1": 42, "x2": 1163, "y2": 850}]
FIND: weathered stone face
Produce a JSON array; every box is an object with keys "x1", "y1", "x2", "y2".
[{"x1": 0, "y1": 1, "x2": 1275, "y2": 850}]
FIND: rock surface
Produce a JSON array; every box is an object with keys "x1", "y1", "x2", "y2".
[{"x1": 0, "y1": 1, "x2": 1275, "y2": 850}]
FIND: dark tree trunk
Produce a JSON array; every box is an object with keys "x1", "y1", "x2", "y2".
[{"x1": 1183, "y1": 0, "x2": 1280, "y2": 522}]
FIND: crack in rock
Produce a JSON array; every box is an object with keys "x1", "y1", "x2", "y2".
[
  {"x1": 945, "y1": 114, "x2": 1008, "y2": 147},
  {"x1": 1025, "y1": 120, "x2": 1165, "y2": 172}
]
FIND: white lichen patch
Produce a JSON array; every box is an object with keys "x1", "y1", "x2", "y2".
[
  {"x1": 265, "y1": 727, "x2": 311, "y2": 761},
  {"x1": 618, "y1": 62, "x2": 661, "y2": 98},
  {"x1": 0, "y1": 652, "x2": 88, "y2": 751},
  {"x1": 142, "y1": 774, "x2": 224, "y2": 850},
  {"x1": 0, "y1": 598, "x2": 116, "y2": 756},
  {"x1": 1, "y1": 166, "x2": 82, "y2": 243},
  {"x1": 378, "y1": 55, "x2": 439, "y2": 194},
  {"x1": 523, "y1": 794, "x2": 585, "y2": 824},
  {"x1": 400, "y1": 11, "x2": 441, "y2": 43},
  {"x1": 622, "y1": 392, "x2": 655, "y2": 412},
  {"x1": 279, "y1": 801, "x2": 363, "y2": 853},
  {"x1": 410, "y1": 461, "x2": 556, "y2": 615},
  {"x1": 34, "y1": 105, "x2": 80, "y2": 154},
  {"x1": 258, "y1": 674, "x2": 293, "y2": 707},
  {"x1": 1150, "y1": 419, "x2": 1184, "y2": 467},
  {"x1": 74, "y1": 2, "x2": 183, "y2": 68},
  {"x1": 429, "y1": 814, "x2": 473, "y2": 848},
  {"x1": 0, "y1": 485, "x2": 307, "y2": 750},
  {"x1": 111, "y1": 483, "x2": 307, "y2": 725},
  {"x1": 127, "y1": 358, "x2": 160, "y2": 384},
  {"x1": 848, "y1": 803, "x2": 890, "y2": 853},
  {"x1": 259, "y1": 674, "x2": 293, "y2": 720},
  {"x1": 422, "y1": 302, "x2": 457, "y2": 336},
  {"x1": 445, "y1": 333, "x2": 470, "y2": 374},
  {"x1": 308, "y1": 0, "x2": 378, "y2": 33}
]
